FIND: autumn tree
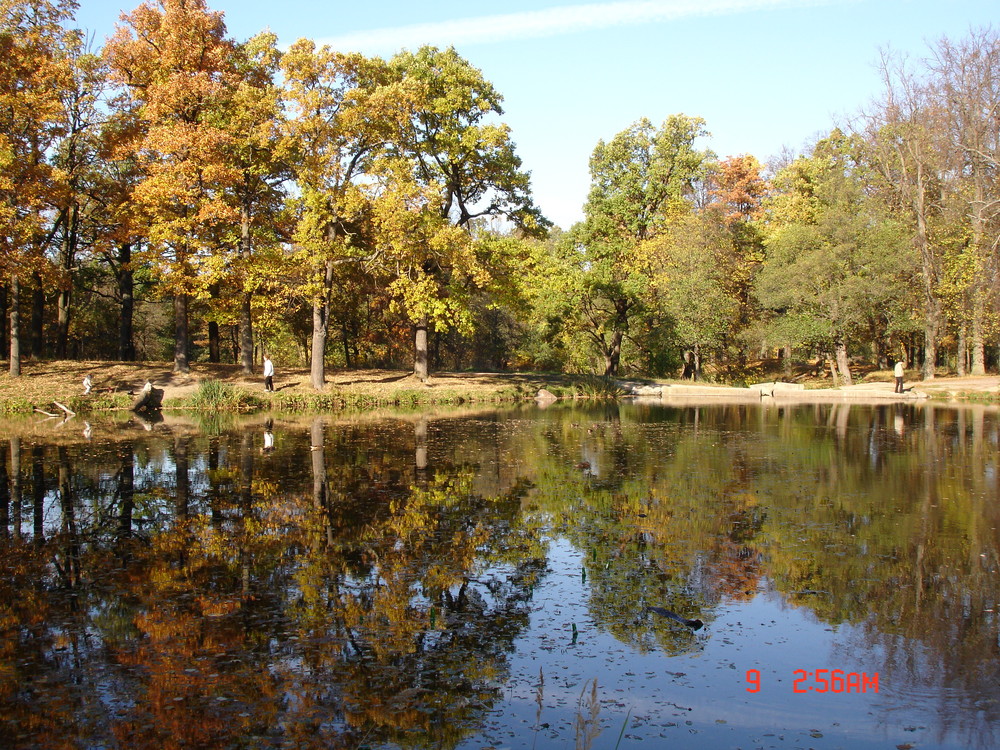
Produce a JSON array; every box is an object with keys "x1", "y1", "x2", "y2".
[
  {"x1": 104, "y1": 0, "x2": 242, "y2": 373},
  {"x1": 87, "y1": 107, "x2": 147, "y2": 361},
  {"x1": 0, "y1": 0, "x2": 78, "y2": 375},
  {"x1": 178, "y1": 31, "x2": 291, "y2": 372},
  {"x1": 926, "y1": 29, "x2": 1000, "y2": 375},
  {"x1": 281, "y1": 40, "x2": 416, "y2": 390},
  {"x1": 706, "y1": 155, "x2": 769, "y2": 354},
  {"x1": 362, "y1": 158, "x2": 476, "y2": 382},
  {"x1": 49, "y1": 40, "x2": 107, "y2": 358},
  {"x1": 861, "y1": 51, "x2": 951, "y2": 379},
  {"x1": 200, "y1": 31, "x2": 291, "y2": 372}
]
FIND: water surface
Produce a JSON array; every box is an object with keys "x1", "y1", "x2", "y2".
[{"x1": 1, "y1": 400, "x2": 998, "y2": 749}]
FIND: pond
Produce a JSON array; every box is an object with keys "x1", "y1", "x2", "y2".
[{"x1": 1, "y1": 399, "x2": 998, "y2": 749}]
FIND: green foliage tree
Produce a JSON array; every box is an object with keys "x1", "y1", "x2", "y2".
[
  {"x1": 574, "y1": 115, "x2": 711, "y2": 376},
  {"x1": 647, "y1": 211, "x2": 738, "y2": 377},
  {"x1": 757, "y1": 131, "x2": 913, "y2": 384},
  {"x1": 388, "y1": 46, "x2": 548, "y2": 380}
]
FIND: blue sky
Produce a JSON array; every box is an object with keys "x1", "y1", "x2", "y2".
[{"x1": 75, "y1": 0, "x2": 998, "y2": 229}]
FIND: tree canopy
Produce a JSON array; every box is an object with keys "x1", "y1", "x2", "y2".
[{"x1": 3, "y1": 2, "x2": 1000, "y2": 384}]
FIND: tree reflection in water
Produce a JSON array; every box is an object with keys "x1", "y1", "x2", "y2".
[
  {"x1": 0, "y1": 416, "x2": 546, "y2": 749},
  {"x1": 0, "y1": 401, "x2": 998, "y2": 749}
]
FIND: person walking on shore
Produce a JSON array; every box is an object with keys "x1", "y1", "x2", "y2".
[
  {"x1": 893, "y1": 360, "x2": 905, "y2": 394},
  {"x1": 263, "y1": 355, "x2": 275, "y2": 392}
]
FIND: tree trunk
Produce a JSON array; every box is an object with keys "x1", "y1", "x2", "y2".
[
  {"x1": 681, "y1": 351, "x2": 695, "y2": 379},
  {"x1": 603, "y1": 328, "x2": 623, "y2": 377},
  {"x1": 207, "y1": 283, "x2": 221, "y2": 363},
  {"x1": 56, "y1": 286, "x2": 71, "y2": 359},
  {"x1": 414, "y1": 315, "x2": 429, "y2": 381},
  {"x1": 174, "y1": 294, "x2": 190, "y2": 373},
  {"x1": 0, "y1": 285, "x2": 7, "y2": 361},
  {"x1": 239, "y1": 431, "x2": 254, "y2": 599},
  {"x1": 310, "y1": 259, "x2": 334, "y2": 391},
  {"x1": 116, "y1": 451, "x2": 135, "y2": 543},
  {"x1": 9, "y1": 277, "x2": 21, "y2": 376},
  {"x1": 57, "y1": 446, "x2": 80, "y2": 587},
  {"x1": 310, "y1": 417, "x2": 327, "y2": 510},
  {"x1": 923, "y1": 301, "x2": 940, "y2": 381},
  {"x1": 239, "y1": 205, "x2": 254, "y2": 375},
  {"x1": 239, "y1": 295, "x2": 253, "y2": 374},
  {"x1": 32, "y1": 445, "x2": 44, "y2": 542},
  {"x1": 208, "y1": 321, "x2": 221, "y2": 363},
  {"x1": 118, "y1": 243, "x2": 135, "y2": 361},
  {"x1": 55, "y1": 203, "x2": 78, "y2": 359},
  {"x1": 414, "y1": 416, "x2": 429, "y2": 484},
  {"x1": 957, "y1": 323, "x2": 968, "y2": 376},
  {"x1": 174, "y1": 436, "x2": 189, "y2": 521},
  {"x1": 827, "y1": 351, "x2": 839, "y2": 387},
  {"x1": 835, "y1": 340, "x2": 853, "y2": 386},
  {"x1": 968, "y1": 140, "x2": 988, "y2": 377},
  {"x1": 31, "y1": 272, "x2": 44, "y2": 359},
  {"x1": 971, "y1": 300, "x2": 986, "y2": 375},
  {"x1": 341, "y1": 324, "x2": 352, "y2": 369},
  {"x1": 310, "y1": 300, "x2": 328, "y2": 391},
  {"x1": 0, "y1": 449, "x2": 8, "y2": 539},
  {"x1": 231, "y1": 325, "x2": 241, "y2": 365},
  {"x1": 914, "y1": 161, "x2": 939, "y2": 382},
  {"x1": 603, "y1": 300, "x2": 629, "y2": 378}
]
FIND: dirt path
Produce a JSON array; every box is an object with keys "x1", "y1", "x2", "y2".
[{"x1": 911, "y1": 375, "x2": 1000, "y2": 393}]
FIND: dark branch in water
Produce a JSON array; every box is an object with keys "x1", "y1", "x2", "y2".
[{"x1": 644, "y1": 606, "x2": 704, "y2": 630}]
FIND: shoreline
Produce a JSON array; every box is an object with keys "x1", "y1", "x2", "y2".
[{"x1": 2, "y1": 360, "x2": 999, "y2": 416}]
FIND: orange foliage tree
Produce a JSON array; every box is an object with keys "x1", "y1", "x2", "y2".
[
  {"x1": 0, "y1": 0, "x2": 78, "y2": 375},
  {"x1": 104, "y1": 0, "x2": 242, "y2": 373}
]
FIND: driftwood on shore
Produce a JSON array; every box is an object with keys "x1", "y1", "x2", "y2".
[
  {"x1": 35, "y1": 402, "x2": 77, "y2": 418},
  {"x1": 53, "y1": 401, "x2": 76, "y2": 417}
]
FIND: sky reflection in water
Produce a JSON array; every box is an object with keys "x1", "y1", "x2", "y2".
[{"x1": 1, "y1": 400, "x2": 998, "y2": 749}]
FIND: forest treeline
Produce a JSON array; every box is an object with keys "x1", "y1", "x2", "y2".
[{"x1": 2, "y1": 0, "x2": 999, "y2": 388}]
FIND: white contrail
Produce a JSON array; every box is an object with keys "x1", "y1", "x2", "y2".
[{"x1": 319, "y1": 0, "x2": 854, "y2": 53}]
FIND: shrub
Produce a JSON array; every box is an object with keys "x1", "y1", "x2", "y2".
[
  {"x1": 0, "y1": 397, "x2": 33, "y2": 414},
  {"x1": 187, "y1": 380, "x2": 263, "y2": 411},
  {"x1": 570, "y1": 375, "x2": 629, "y2": 399}
]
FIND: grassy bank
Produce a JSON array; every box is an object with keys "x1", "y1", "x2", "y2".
[
  {"x1": 2, "y1": 360, "x2": 997, "y2": 414},
  {"x1": 0, "y1": 360, "x2": 627, "y2": 414}
]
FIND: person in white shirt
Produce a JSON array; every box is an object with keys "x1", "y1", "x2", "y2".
[
  {"x1": 263, "y1": 356, "x2": 275, "y2": 392},
  {"x1": 893, "y1": 360, "x2": 905, "y2": 394}
]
